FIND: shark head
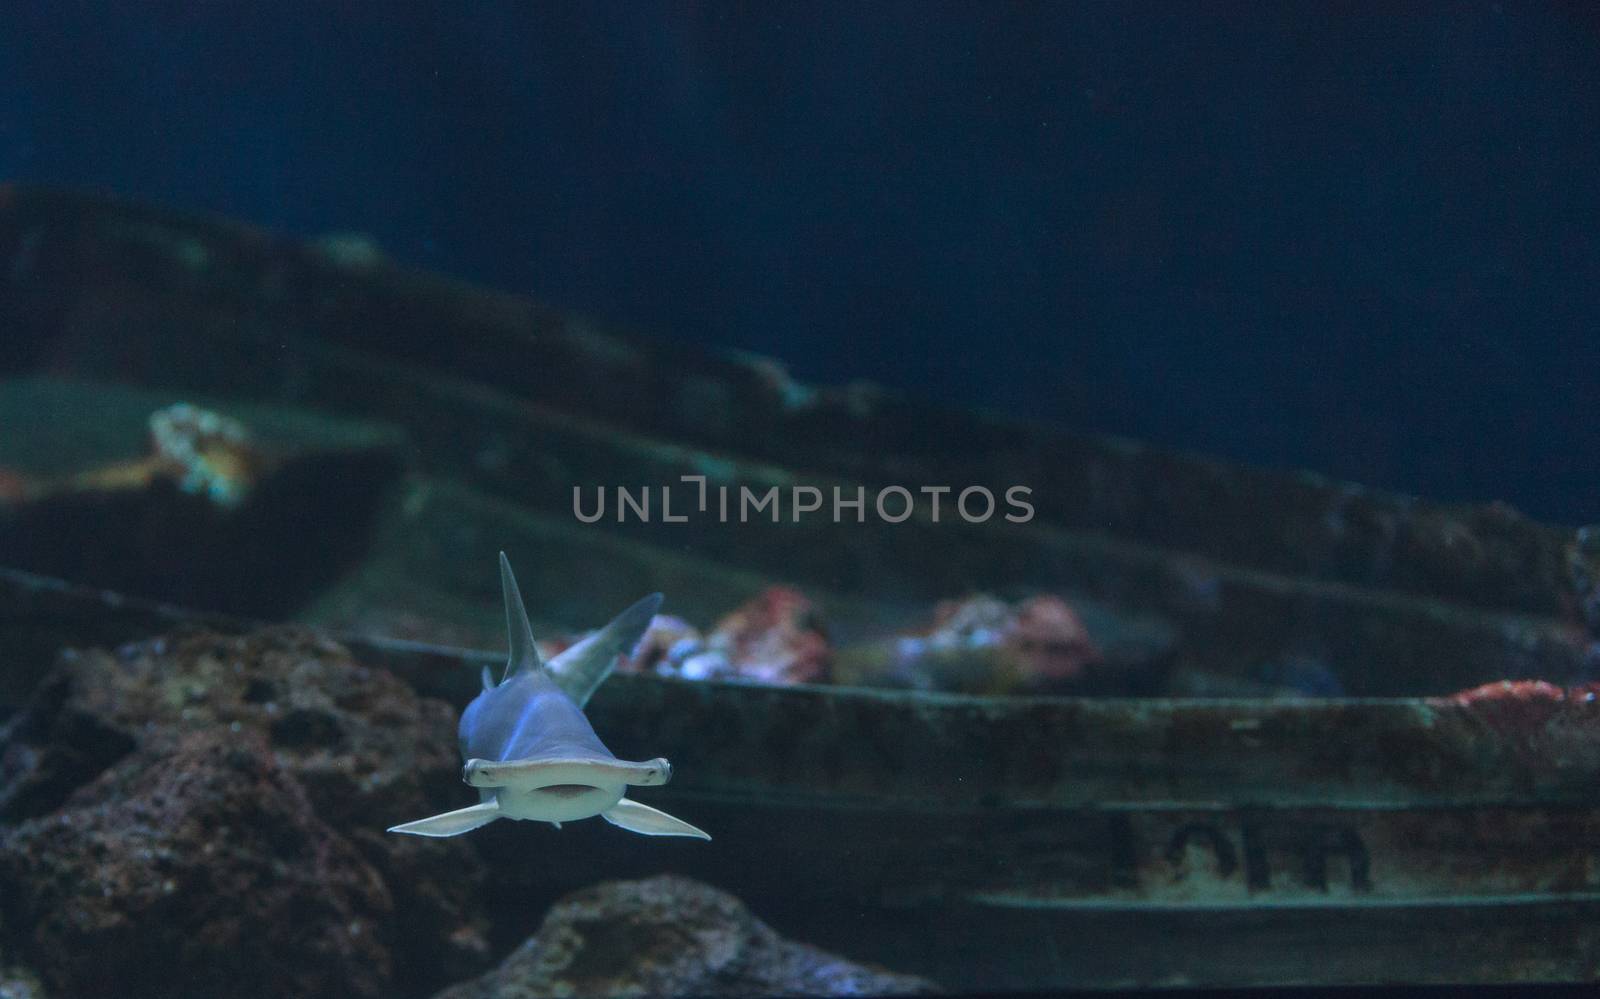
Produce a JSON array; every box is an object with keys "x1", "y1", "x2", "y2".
[{"x1": 387, "y1": 553, "x2": 710, "y2": 840}]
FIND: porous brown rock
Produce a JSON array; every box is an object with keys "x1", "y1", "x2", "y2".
[
  {"x1": 0, "y1": 730, "x2": 391, "y2": 998},
  {"x1": 432, "y1": 874, "x2": 938, "y2": 999},
  {"x1": 0, "y1": 626, "x2": 490, "y2": 995}
]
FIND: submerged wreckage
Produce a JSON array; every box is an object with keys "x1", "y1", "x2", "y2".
[{"x1": 0, "y1": 187, "x2": 1597, "y2": 990}]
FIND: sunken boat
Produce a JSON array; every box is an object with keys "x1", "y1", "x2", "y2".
[{"x1": 1, "y1": 186, "x2": 1597, "y2": 990}]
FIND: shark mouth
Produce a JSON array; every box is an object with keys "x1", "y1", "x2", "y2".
[{"x1": 536, "y1": 784, "x2": 600, "y2": 798}]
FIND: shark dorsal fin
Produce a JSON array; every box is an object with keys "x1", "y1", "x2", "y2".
[{"x1": 499, "y1": 551, "x2": 544, "y2": 683}]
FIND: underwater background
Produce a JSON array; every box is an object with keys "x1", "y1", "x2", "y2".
[
  {"x1": 2, "y1": 4, "x2": 1600, "y2": 997},
  {"x1": 4, "y1": 2, "x2": 1600, "y2": 522}
]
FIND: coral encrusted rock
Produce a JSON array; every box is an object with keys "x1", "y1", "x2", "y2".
[
  {"x1": 432, "y1": 875, "x2": 937, "y2": 998},
  {"x1": 0, "y1": 626, "x2": 491, "y2": 996},
  {"x1": 0, "y1": 731, "x2": 391, "y2": 998}
]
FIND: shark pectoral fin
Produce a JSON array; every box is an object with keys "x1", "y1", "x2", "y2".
[
  {"x1": 601, "y1": 798, "x2": 710, "y2": 840},
  {"x1": 387, "y1": 799, "x2": 501, "y2": 838}
]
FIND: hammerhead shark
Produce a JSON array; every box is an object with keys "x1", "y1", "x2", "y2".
[{"x1": 387, "y1": 553, "x2": 710, "y2": 840}]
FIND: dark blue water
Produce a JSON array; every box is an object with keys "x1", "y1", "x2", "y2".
[{"x1": 3, "y1": 2, "x2": 1598, "y2": 522}]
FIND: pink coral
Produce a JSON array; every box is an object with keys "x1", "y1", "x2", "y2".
[
  {"x1": 1429, "y1": 679, "x2": 1600, "y2": 768},
  {"x1": 619, "y1": 589, "x2": 832, "y2": 686},
  {"x1": 886, "y1": 592, "x2": 1103, "y2": 694},
  {"x1": 1010, "y1": 595, "x2": 1102, "y2": 685},
  {"x1": 707, "y1": 586, "x2": 832, "y2": 685}
]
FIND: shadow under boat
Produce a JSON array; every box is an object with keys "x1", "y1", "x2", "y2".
[{"x1": 1, "y1": 186, "x2": 1598, "y2": 988}]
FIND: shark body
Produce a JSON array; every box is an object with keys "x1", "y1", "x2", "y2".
[{"x1": 387, "y1": 553, "x2": 709, "y2": 840}]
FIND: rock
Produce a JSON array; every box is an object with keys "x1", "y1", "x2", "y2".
[
  {"x1": 621, "y1": 615, "x2": 731, "y2": 682},
  {"x1": 834, "y1": 593, "x2": 1104, "y2": 695},
  {"x1": 616, "y1": 589, "x2": 833, "y2": 686},
  {"x1": 0, "y1": 626, "x2": 490, "y2": 994},
  {"x1": 625, "y1": 614, "x2": 701, "y2": 670},
  {"x1": 1006, "y1": 595, "x2": 1102, "y2": 685},
  {"x1": 433, "y1": 875, "x2": 937, "y2": 999},
  {"x1": 0, "y1": 730, "x2": 390, "y2": 998},
  {"x1": 706, "y1": 587, "x2": 832, "y2": 685},
  {"x1": 1429, "y1": 679, "x2": 1600, "y2": 765},
  {"x1": 621, "y1": 589, "x2": 1172, "y2": 695}
]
